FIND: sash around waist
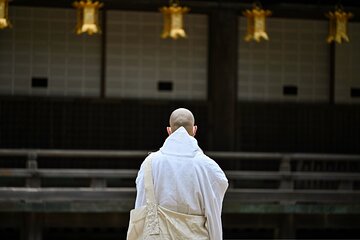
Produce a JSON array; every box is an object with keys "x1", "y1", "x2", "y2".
[
  {"x1": 129, "y1": 204, "x2": 209, "y2": 239},
  {"x1": 130, "y1": 204, "x2": 207, "y2": 224}
]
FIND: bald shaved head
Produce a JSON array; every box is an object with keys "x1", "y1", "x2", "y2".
[{"x1": 168, "y1": 108, "x2": 196, "y2": 136}]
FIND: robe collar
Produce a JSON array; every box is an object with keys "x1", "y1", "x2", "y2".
[{"x1": 160, "y1": 126, "x2": 202, "y2": 157}]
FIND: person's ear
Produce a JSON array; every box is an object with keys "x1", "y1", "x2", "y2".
[
  {"x1": 193, "y1": 125, "x2": 197, "y2": 136},
  {"x1": 166, "y1": 127, "x2": 172, "y2": 136}
]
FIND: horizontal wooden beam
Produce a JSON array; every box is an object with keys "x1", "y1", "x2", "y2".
[
  {"x1": 0, "y1": 188, "x2": 358, "y2": 203},
  {"x1": 207, "y1": 151, "x2": 284, "y2": 160},
  {"x1": 0, "y1": 199, "x2": 359, "y2": 214},
  {"x1": 0, "y1": 169, "x2": 138, "y2": 178},
  {"x1": 226, "y1": 189, "x2": 360, "y2": 203},
  {"x1": 291, "y1": 153, "x2": 360, "y2": 161},
  {"x1": 222, "y1": 203, "x2": 360, "y2": 214},
  {"x1": 0, "y1": 149, "x2": 148, "y2": 158},
  {"x1": 1, "y1": 169, "x2": 359, "y2": 182},
  {"x1": 1, "y1": 149, "x2": 359, "y2": 161},
  {"x1": 226, "y1": 171, "x2": 360, "y2": 181},
  {"x1": 292, "y1": 172, "x2": 360, "y2": 181},
  {"x1": 0, "y1": 188, "x2": 136, "y2": 201}
]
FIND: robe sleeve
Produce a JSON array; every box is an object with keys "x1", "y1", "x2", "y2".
[
  {"x1": 134, "y1": 163, "x2": 146, "y2": 208},
  {"x1": 204, "y1": 170, "x2": 228, "y2": 240}
]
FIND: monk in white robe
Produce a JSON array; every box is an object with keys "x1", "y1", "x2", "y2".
[{"x1": 134, "y1": 108, "x2": 228, "y2": 239}]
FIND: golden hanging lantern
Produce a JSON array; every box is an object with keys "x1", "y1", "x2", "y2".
[
  {"x1": 243, "y1": 3, "x2": 272, "y2": 42},
  {"x1": 160, "y1": 0, "x2": 190, "y2": 39},
  {"x1": 73, "y1": 0, "x2": 103, "y2": 35},
  {"x1": 0, "y1": 0, "x2": 11, "y2": 29},
  {"x1": 326, "y1": 6, "x2": 353, "y2": 44}
]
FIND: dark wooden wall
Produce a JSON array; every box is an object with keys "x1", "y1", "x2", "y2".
[
  {"x1": 1, "y1": 97, "x2": 359, "y2": 154},
  {"x1": 237, "y1": 102, "x2": 360, "y2": 154},
  {"x1": 0, "y1": 97, "x2": 208, "y2": 151}
]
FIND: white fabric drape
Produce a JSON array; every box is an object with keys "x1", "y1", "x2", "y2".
[{"x1": 134, "y1": 127, "x2": 228, "y2": 239}]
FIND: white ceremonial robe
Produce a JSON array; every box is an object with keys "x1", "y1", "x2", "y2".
[{"x1": 135, "y1": 127, "x2": 229, "y2": 240}]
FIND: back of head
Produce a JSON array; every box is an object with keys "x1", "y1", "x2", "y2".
[{"x1": 169, "y1": 108, "x2": 195, "y2": 136}]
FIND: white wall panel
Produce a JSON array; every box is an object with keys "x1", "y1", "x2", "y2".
[
  {"x1": 238, "y1": 17, "x2": 330, "y2": 102},
  {"x1": 106, "y1": 11, "x2": 207, "y2": 100},
  {"x1": 0, "y1": 7, "x2": 101, "y2": 97},
  {"x1": 335, "y1": 22, "x2": 360, "y2": 104}
]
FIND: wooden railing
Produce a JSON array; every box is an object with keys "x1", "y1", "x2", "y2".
[{"x1": 0, "y1": 149, "x2": 359, "y2": 214}]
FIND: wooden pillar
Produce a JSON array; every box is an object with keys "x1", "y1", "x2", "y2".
[
  {"x1": 26, "y1": 152, "x2": 40, "y2": 188},
  {"x1": 329, "y1": 42, "x2": 335, "y2": 104},
  {"x1": 22, "y1": 213, "x2": 42, "y2": 240},
  {"x1": 100, "y1": 9, "x2": 107, "y2": 98},
  {"x1": 208, "y1": 9, "x2": 238, "y2": 151},
  {"x1": 279, "y1": 214, "x2": 296, "y2": 239}
]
